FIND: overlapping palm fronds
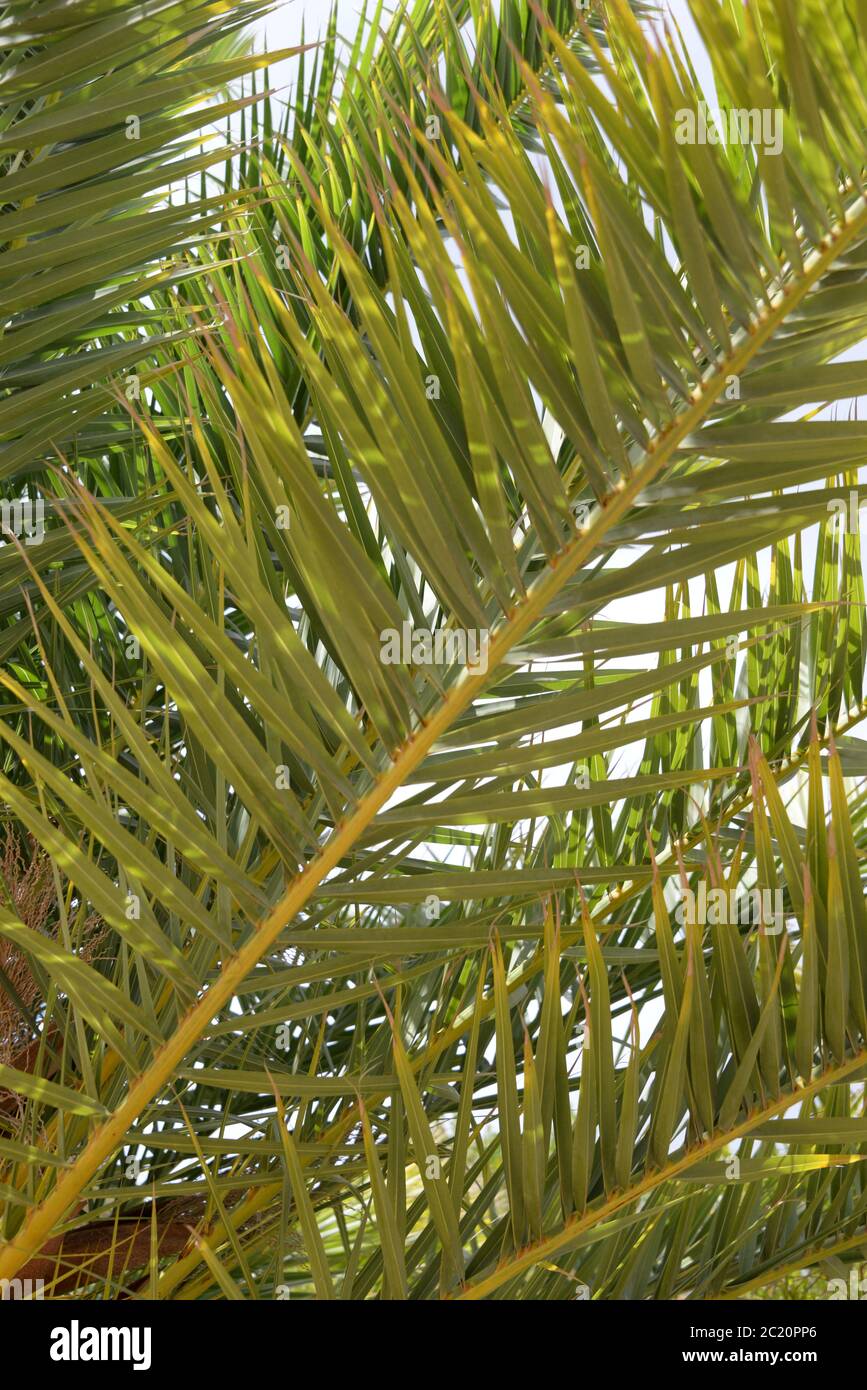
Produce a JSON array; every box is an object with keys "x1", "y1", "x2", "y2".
[{"x1": 2, "y1": 0, "x2": 867, "y2": 1302}]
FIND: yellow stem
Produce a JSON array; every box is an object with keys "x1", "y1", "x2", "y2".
[
  {"x1": 715, "y1": 1226, "x2": 867, "y2": 1301},
  {"x1": 454, "y1": 1046, "x2": 867, "y2": 1300},
  {"x1": 3, "y1": 188, "x2": 865, "y2": 1288},
  {"x1": 160, "y1": 692, "x2": 867, "y2": 1297}
]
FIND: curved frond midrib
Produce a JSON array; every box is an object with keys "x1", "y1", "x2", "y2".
[
  {"x1": 454, "y1": 1043, "x2": 867, "y2": 1301},
  {"x1": 3, "y1": 169, "x2": 867, "y2": 1284}
]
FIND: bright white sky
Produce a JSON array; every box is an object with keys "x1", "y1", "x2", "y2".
[
  {"x1": 254, "y1": 1, "x2": 712, "y2": 104},
  {"x1": 256, "y1": 2, "x2": 702, "y2": 44}
]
